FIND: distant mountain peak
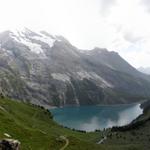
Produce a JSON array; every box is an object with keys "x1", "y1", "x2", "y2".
[{"x1": 7, "y1": 28, "x2": 64, "y2": 54}]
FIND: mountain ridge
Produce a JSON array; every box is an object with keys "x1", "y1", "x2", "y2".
[{"x1": 0, "y1": 29, "x2": 150, "y2": 107}]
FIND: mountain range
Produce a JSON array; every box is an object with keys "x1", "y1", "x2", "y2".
[{"x1": 0, "y1": 28, "x2": 150, "y2": 107}]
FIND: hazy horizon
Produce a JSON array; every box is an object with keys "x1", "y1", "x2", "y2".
[{"x1": 0, "y1": 0, "x2": 150, "y2": 68}]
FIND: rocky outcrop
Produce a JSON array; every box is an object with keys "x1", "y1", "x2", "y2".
[
  {"x1": 0, "y1": 28, "x2": 150, "y2": 107},
  {"x1": 0, "y1": 139, "x2": 20, "y2": 150}
]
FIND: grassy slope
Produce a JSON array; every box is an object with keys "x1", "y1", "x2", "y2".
[
  {"x1": 104, "y1": 105, "x2": 150, "y2": 150},
  {"x1": 0, "y1": 97, "x2": 150, "y2": 150}
]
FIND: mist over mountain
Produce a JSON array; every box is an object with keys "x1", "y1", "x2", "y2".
[
  {"x1": 0, "y1": 28, "x2": 150, "y2": 107},
  {"x1": 138, "y1": 67, "x2": 150, "y2": 75}
]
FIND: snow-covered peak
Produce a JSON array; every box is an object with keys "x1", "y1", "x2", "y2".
[{"x1": 9, "y1": 28, "x2": 61, "y2": 54}]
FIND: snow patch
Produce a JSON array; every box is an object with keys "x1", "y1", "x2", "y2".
[
  {"x1": 8, "y1": 29, "x2": 64, "y2": 55},
  {"x1": 31, "y1": 32, "x2": 56, "y2": 48},
  {"x1": 90, "y1": 72, "x2": 113, "y2": 88},
  {"x1": 10, "y1": 30, "x2": 44, "y2": 54},
  {"x1": 19, "y1": 38, "x2": 44, "y2": 54},
  {"x1": 51, "y1": 73, "x2": 70, "y2": 82},
  {"x1": 77, "y1": 71, "x2": 112, "y2": 88},
  {"x1": 77, "y1": 71, "x2": 92, "y2": 80}
]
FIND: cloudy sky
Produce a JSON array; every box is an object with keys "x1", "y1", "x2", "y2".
[{"x1": 0, "y1": 0, "x2": 150, "y2": 68}]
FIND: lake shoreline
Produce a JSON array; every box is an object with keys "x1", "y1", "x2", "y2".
[
  {"x1": 49, "y1": 100, "x2": 144, "y2": 110},
  {"x1": 50, "y1": 103, "x2": 143, "y2": 132}
]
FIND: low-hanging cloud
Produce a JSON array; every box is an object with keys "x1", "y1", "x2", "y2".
[
  {"x1": 79, "y1": 116, "x2": 100, "y2": 132},
  {"x1": 106, "y1": 104, "x2": 143, "y2": 128},
  {"x1": 79, "y1": 104, "x2": 143, "y2": 132}
]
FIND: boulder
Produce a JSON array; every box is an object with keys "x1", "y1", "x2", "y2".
[{"x1": 0, "y1": 139, "x2": 20, "y2": 150}]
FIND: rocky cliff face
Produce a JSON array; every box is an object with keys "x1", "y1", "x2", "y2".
[{"x1": 0, "y1": 28, "x2": 150, "y2": 107}]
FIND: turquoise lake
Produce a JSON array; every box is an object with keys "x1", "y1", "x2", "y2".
[{"x1": 50, "y1": 104, "x2": 143, "y2": 131}]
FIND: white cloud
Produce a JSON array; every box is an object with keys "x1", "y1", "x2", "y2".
[
  {"x1": 141, "y1": 0, "x2": 150, "y2": 12},
  {"x1": 0, "y1": 0, "x2": 150, "y2": 67},
  {"x1": 106, "y1": 104, "x2": 143, "y2": 128},
  {"x1": 99, "y1": 0, "x2": 117, "y2": 16},
  {"x1": 76, "y1": 104, "x2": 142, "y2": 131}
]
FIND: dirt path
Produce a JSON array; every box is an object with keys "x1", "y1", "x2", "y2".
[
  {"x1": 0, "y1": 105, "x2": 6, "y2": 111},
  {"x1": 59, "y1": 136, "x2": 69, "y2": 150},
  {"x1": 97, "y1": 136, "x2": 107, "y2": 144}
]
